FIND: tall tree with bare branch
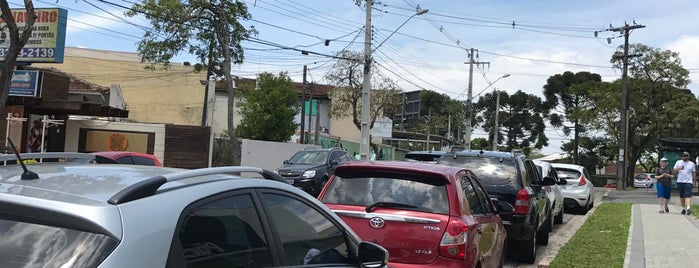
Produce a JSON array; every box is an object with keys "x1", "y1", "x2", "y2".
[{"x1": 0, "y1": 1, "x2": 36, "y2": 114}]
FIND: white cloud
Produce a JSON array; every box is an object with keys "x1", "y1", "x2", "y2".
[{"x1": 665, "y1": 35, "x2": 699, "y2": 93}]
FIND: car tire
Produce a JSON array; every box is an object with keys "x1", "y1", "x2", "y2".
[
  {"x1": 537, "y1": 216, "x2": 551, "y2": 245},
  {"x1": 579, "y1": 199, "x2": 590, "y2": 215},
  {"x1": 519, "y1": 227, "x2": 537, "y2": 264},
  {"x1": 554, "y1": 206, "x2": 564, "y2": 224}
]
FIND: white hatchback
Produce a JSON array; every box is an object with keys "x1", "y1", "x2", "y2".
[{"x1": 551, "y1": 163, "x2": 595, "y2": 215}]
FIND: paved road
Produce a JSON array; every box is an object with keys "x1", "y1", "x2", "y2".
[
  {"x1": 504, "y1": 189, "x2": 607, "y2": 268},
  {"x1": 605, "y1": 187, "x2": 658, "y2": 204}
]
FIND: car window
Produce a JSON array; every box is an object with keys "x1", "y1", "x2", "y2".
[
  {"x1": 0, "y1": 217, "x2": 118, "y2": 268},
  {"x1": 132, "y1": 156, "x2": 156, "y2": 166},
  {"x1": 338, "y1": 152, "x2": 353, "y2": 163},
  {"x1": 556, "y1": 169, "x2": 582, "y2": 180},
  {"x1": 330, "y1": 151, "x2": 343, "y2": 162},
  {"x1": 460, "y1": 175, "x2": 484, "y2": 215},
  {"x1": 439, "y1": 155, "x2": 517, "y2": 187},
  {"x1": 172, "y1": 193, "x2": 273, "y2": 268},
  {"x1": 524, "y1": 160, "x2": 539, "y2": 184},
  {"x1": 289, "y1": 151, "x2": 329, "y2": 165},
  {"x1": 322, "y1": 174, "x2": 450, "y2": 214},
  {"x1": 260, "y1": 193, "x2": 353, "y2": 266},
  {"x1": 116, "y1": 156, "x2": 135, "y2": 164},
  {"x1": 468, "y1": 176, "x2": 494, "y2": 214},
  {"x1": 405, "y1": 152, "x2": 444, "y2": 163}
]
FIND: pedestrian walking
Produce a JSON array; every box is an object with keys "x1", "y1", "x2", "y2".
[
  {"x1": 673, "y1": 151, "x2": 697, "y2": 215},
  {"x1": 656, "y1": 157, "x2": 672, "y2": 213}
]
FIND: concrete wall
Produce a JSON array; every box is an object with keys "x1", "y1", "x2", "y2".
[
  {"x1": 65, "y1": 119, "x2": 166, "y2": 161},
  {"x1": 34, "y1": 47, "x2": 207, "y2": 126},
  {"x1": 240, "y1": 139, "x2": 318, "y2": 172}
]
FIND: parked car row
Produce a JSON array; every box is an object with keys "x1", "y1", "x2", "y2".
[{"x1": 0, "y1": 147, "x2": 593, "y2": 268}]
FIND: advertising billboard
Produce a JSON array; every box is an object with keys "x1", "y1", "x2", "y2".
[
  {"x1": 9, "y1": 70, "x2": 42, "y2": 97},
  {"x1": 0, "y1": 8, "x2": 67, "y2": 63}
]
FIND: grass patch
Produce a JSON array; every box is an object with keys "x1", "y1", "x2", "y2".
[
  {"x1": 550, "y1": 202, "x2": 631, "y2": 268},
  {"x1": 691, "y1": 205, "x2": 699, "y2": 219}
]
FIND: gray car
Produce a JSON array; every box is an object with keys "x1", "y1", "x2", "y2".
[{"x1": 0, "y1": 152, "x2": 388, "y2": 268}]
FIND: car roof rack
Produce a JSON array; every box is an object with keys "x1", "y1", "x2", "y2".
[
  {"x1": 0, "y1": 152, "x2": 96, "y2": 164},
  {"x1": 108, "y1": 166, "x2": 286, "y2": 205}
]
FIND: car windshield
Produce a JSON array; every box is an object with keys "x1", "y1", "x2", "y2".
[
  {"x1": 0, "y1": 217, "x2": 118, "y2": 268},
  {"x1": 438, "y1": 155, "x2": 516, "y2": 186},
  {"x1": 288, "y1": 151, "x2": 329, "y2": 165},
  {"x1": 322, "y1": 175, "x2": 450, "y2": 214}
]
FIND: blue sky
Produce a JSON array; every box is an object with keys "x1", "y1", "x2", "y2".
[{"x1": 13, "y1": 0, "x2": 699, "y2": 154}]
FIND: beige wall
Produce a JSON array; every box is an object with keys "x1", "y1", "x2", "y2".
[
  {"x1": 329, "y1": 116, "x2": 382, "y2": 145},
  {"x1": 34, "y1": 47, "x2": 206, "y2": 126}
]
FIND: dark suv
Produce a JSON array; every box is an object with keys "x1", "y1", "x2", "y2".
[
  {"x1": 437, "y1": 150, "x2": 555, "y2": 264},
  {"x1": 277, "y1": 147, "x2": 353, "y2": 196}
]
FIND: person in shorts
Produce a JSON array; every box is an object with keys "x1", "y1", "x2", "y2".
[
  {"x1": 656, "y1": 157, "x2": 672, "y2": 213},
  {"x1": 673, "y1": 151, "x2": 697, "y2": 215}
]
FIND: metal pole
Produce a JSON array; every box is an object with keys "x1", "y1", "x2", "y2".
[
  {"x1": 300, "y1": 65, "x2": 307, "y2": 144},
  {"x1": 207, "y1": 76, "x2": 216, "y2": 167},
  {"x1": 359, "y1": 0, "x2": 373, "y2": 160},
  {"x1": 493, "y1": 90, "x2": 500, "y2": 151}
]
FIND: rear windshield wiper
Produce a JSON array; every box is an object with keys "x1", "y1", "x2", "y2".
[{"x1": 366, "y1": 202, "x2": 417, "y2": 213}]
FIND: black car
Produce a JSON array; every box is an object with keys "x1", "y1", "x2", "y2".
[
  {"x1": 437, "y1": 149, "x2": 556, "y2": 264},
  {"x1": 277, "y1": 147, "x2": 354, "y2": 196}
]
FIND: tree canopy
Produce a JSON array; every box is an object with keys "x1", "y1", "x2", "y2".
[
  {"x1": 236, "y1": 72, "x2": 298, "y2": 142},
  {"x1": 127, "y1": 0, "x2": 256, "y2": 165},
  {"x1": 325, "y1": 50, "x2": 401, "y2": 131}
]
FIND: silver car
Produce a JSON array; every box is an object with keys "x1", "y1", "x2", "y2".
[
  {"x1": 533, "y1": 160, "x2": 567, "y2": 224},
  {"x1": 0, "y1": 152, "x2": 388, "y2": 267},
  {"x1": 551, "y1": 163, "x2": 596, "y2": 215}
]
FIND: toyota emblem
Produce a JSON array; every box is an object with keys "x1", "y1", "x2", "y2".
[{"x1": 369, "y1": 217, "x2": 385, "y2": 229}]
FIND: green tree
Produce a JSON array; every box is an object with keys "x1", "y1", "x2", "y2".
[
  {"x1": 0, "y1": 2, "x2": 36, "y2": 114},
  {"x1": 236, "y1": 72, "x2": 298, "y2": 141},
  {"x1": 325, "y1": 50, "x2": 401, "y2": 151},
  {"x1": 126, "y1": 0, "x2": 255, "y2": 165},
  {"x1": 587, "y1": 44, "x2": 695, "y2": 182},
  {"x1": 419, "y1": 90, "x2": 465, "y2": 140},
  {"x1": 543, "y1": 71, "x2": 602, "y2": 164},
  {"x1": 474, "y1": 90, "x2": 549, "y2": 155}
]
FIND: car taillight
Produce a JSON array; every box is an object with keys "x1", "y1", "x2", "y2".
[
  {"x1": 439, "y1": 218, "x2": 468, "y2": 260},
  {"x1": 578, "y1": 175, "x2": 587, "y2": 186},
  {"x1": 514, "y1": 188, "x2": 531, "y2": 215}
]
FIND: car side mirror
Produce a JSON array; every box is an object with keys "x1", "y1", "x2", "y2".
[
  {"x1": 358, "y1": 242, "x2": 388, "y2": 268},
  {"x1": 557, "y1": 178, "x2": 567, "y2": 185},
  {"x1": 283, "y1": 160, "x2": 289, "y2": 165},
  {"x1": 541, "y1": 176, "x2": 556, "y2": 186},
  {"x1": 491, "y1": 198, "x2": 514, "y2": 214}
]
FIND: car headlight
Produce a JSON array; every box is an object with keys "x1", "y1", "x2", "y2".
[{"x1": 302, "y1": 170, "x2": 316, "y2": 178}]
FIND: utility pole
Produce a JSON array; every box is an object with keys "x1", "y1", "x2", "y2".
[
  {"x1": 609, "y1": 22, "x2": 645, "y2": 190},
  {"x1": 359, "y1": 0, "x2": 373, "y2": 160},
  {"x1": 464, "y1": 48, "x2": 489, "y2": 150},
  {"x1": 307, "y1": 84, "x2": 314, "y2": 144},
  {"x1": 300, "y1": 65, "x2": 307, "y2": 144},
  {"x1": 493, "y1": 89, "x2": 500, "y2": 151}
]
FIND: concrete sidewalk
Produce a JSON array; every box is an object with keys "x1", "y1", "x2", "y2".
[{"x1": 625, "y1": 197, "x2": 699, "y2": 268}]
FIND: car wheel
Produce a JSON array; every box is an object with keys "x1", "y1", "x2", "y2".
[
  {"x1": 537, "y1": 216, "x2": 550, "y2": 245},
  {"x1": 519, "y1": 226, "x2": 537, "y2": 264},
  {"x1": 579, "y1": 199, "x2": 590, "y2": 215},
  {"x1": 554, "y1": 206, "x2": 564, "y2": 224}
]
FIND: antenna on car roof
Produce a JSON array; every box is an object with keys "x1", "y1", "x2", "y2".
[{"x1": 6, "y1": 138, "x2": 39, "y2": 180}]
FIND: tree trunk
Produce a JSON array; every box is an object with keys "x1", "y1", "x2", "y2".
[
  {"x1": 217, "y1": 10, "x2": 241, "y2": 166},
  {"x1": 0, "y1": 2, "x2": 35, "y2": 115}
]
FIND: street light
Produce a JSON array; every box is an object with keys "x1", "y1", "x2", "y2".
[
  {"x1": 465, "y1": 73, "x2": 510, "y2": 150},
  {"x1": 359, "y1": 4, "x2": 428, "y2": 160}
]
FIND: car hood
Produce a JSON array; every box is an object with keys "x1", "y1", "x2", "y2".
[{"x1": 277, "y1": 164, "x2": 324, "y2": 173}]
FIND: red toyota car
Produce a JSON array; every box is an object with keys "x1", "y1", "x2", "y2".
[{"x1": 318, "y1": 161, "x2": 510, "y2": 267}]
